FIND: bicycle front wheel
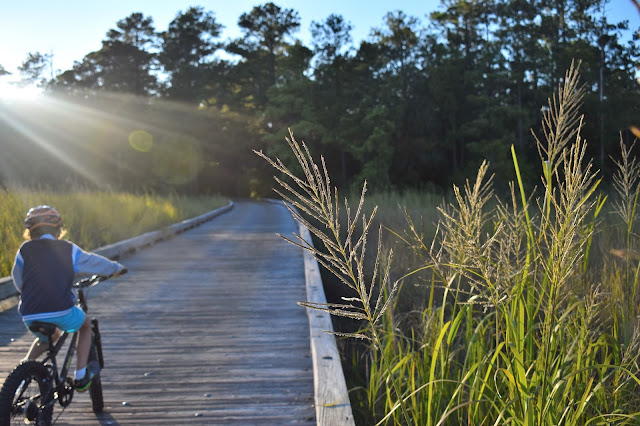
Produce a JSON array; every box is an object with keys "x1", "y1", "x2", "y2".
[
  {"x1": 88, "y1": 374, "x2": 103, "y2": 413},
  {"x1": 0, "y1": 361, "x2": 53, "y2": 426},
  {"x1": 88, "y1": 344, "x2": 103, "y2": 413}
]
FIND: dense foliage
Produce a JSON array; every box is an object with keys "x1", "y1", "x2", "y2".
[{"x1": 0, "y1": 1, "x2": 638, "y2": 196}]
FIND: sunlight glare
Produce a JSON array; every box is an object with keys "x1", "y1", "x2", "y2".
[{"x1": 0, "y1": 81, "x2": 42, "y2": 102}]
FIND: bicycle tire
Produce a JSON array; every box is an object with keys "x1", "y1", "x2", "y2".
[
  {"x1": 0, "y1": 361, "x2": 53, "y2": 426},
  {"x1": 88, "y1": 374, "x2": 103, "y2": 413},
  {"x1": 88, "y1": 345, "x2": 104, "y2": 413}
]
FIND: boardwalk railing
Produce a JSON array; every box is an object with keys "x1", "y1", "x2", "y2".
[{"x1": 300, "y1": 224, "x2": 355, "y2": 425}]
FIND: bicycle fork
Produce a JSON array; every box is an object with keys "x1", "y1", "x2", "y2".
[{"x1": 91, "y1": 318, "x2": 104, "y2": 369}]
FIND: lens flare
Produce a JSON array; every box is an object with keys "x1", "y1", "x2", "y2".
[{"x1": 129, "y1": 130, "x2": 153, "y2": 152}]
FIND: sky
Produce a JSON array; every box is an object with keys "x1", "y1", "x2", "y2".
[{"x1": 0, "y1": 0, "x2": 638, "y2": 83}]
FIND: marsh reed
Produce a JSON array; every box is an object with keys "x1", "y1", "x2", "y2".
[{"x1": 0, "y1": 190, "x2": 226, "y2": 277}]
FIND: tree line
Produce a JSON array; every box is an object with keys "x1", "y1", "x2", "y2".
[{"x1": 1, "y1": 0, "x2": 638, "y2": 196}]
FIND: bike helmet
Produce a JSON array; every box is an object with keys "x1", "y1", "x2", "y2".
[{"x1": 24, "y1": 205, "x2": 63, "y2": 230}]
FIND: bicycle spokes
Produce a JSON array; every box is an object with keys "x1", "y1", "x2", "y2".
[{"x1": 12, "y1": 378, "x2": 42, "y2": 419}]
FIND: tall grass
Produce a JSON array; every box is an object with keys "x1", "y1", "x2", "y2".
[
  {"x1": 261, "y1": 63, "x2": 640, "y2": 424},
  {"x1": 0, "y1": 190, "x2": 227, "y2": 276}
]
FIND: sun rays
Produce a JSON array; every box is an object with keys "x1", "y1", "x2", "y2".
[{"x1": 0, "y1": 91, "x2": 208, "y2": 190}]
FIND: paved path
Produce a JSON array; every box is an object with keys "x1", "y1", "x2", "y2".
[{"x1": 0, "y1": 200, "x2": 315, "y2": 425}]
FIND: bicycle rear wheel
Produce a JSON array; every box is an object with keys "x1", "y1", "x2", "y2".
[
  {"x1": 0, "y1": 361, "x2": 53, "y2": 426},
  {"x1": 88, "y1": 343, "x2": 104, "y2": 413}
]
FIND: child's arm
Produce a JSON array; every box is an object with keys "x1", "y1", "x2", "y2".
[
  {"x1": 71, "y1": 243, "x2": 126, "y2": 277},
  {"x1": 11, "y1": 250, "x2": 24, "y2": 292}
]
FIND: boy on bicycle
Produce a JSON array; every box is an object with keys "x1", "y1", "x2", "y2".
[{"x1": 11, "y1": 206, "x2": 126, "y2": 391}]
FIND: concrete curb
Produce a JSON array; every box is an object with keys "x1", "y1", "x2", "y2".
[{"x1": 0, "y1": 202, "x2": 234, "y2": 304}]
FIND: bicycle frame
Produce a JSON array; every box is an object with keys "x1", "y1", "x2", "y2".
[
  {"x1": 40, "y1": 329, "x2": 77, "y2": 398},
  {"x1": 31, "y1": 282, "x2": 98, "y2": 408}
]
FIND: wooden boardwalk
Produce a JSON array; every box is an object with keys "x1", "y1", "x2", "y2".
[{"x1": 0, "y1": 200, "x2": 316, "y2": 425}]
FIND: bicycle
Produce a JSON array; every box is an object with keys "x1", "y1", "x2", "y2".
[{"x1": 0, "y1": 273, "x2": 120, "y2": 425}]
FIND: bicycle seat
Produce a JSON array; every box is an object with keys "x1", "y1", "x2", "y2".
[{"x1": 28, "y1": 321, "x2": 57, "y2": 337}]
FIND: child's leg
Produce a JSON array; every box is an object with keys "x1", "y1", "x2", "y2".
[
  {"x1": 25, "y1": 329, "x2": 60, "y2": 361},
  {"x1": 75, "y1": 316, "x2": 92, "y2": 371},
  {"x1": 25, "y1": 339, "x2": 47, "y2": 361}
]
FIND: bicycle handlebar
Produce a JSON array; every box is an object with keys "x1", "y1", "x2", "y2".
[{"x1": 74, "y1": 268, "x2": 128, "y2": 289}]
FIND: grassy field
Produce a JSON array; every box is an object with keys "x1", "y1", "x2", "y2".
[
  {"x1": 0, "y1": 191, "x2": 227, "y2": 277},
  {"x1": 261, "y1": 65, "x2": 640, "y2": 424}
]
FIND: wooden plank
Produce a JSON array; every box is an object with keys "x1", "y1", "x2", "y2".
[{"x1": 0, "y1": 201, "x2": 317, "y2": 424}]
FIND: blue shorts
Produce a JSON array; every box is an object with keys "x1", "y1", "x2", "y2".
[{"x1": 25, "y1": 306, "x2": 86, "y2": 342}]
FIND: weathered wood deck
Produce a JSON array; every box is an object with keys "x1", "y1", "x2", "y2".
[{"x1": 0, "y1": 200, "x2": 318, "y2": 424}]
